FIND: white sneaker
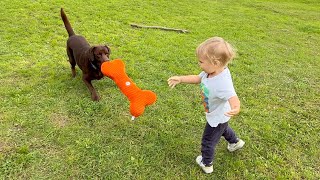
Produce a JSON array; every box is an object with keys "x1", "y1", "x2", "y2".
[
  {"x1": 227, "y1": 139, "x2": 245, "y2": 152},
  {"x1": 195, "y1": 155, "x2": 213, "y2": 174}
]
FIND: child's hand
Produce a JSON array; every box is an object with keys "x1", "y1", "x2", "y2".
[
  {"x1": 167, "y1": 76, "x2": 181, "y2": 88},
  {"x1": 224, "y1": 108, "x2": 240, "y2": 117},
  {"x1": 225, "y1": 96, "x2": 240, "y2": 117}
]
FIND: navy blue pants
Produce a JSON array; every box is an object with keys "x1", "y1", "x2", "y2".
[{"x1": 201, "y1": 122, "x2": 238, "y2": 165}]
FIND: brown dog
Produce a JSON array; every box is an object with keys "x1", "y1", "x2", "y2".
[{"x1": 60, "y1": 8, "x2": 110, "y2": 101}]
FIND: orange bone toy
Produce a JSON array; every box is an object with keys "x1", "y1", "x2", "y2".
[{"x1": 101, "y1": 59, "x2": 157, "y2": 120}]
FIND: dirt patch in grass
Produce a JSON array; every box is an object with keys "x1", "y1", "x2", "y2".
[
  {"x1": 50, "y1": 113, "x2": 69, "y2": 128},
  {"x1": 0, "y1": 141, "x2": 14, "y2": 153},
  {"x1": 0, "y1": 142, "x2": 5, "y2": 152}
]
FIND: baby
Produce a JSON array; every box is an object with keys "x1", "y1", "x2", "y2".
[{"x1": 168, "y1": 37, "x2": 245, "y2": 174}]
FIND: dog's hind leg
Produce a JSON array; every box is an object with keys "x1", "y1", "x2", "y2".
[{"x1": 67, "y1": 47, "x2": 76, "y2": 77}]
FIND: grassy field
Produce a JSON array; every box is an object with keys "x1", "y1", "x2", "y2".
[{"x1": 1, "y1": 0, "x2": 319, "y2": 179}]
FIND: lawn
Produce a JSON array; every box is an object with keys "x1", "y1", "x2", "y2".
[{"x1": 0, "y1": 0, "x2": 319, "y2": 179}]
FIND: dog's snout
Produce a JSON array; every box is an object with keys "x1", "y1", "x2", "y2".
[
  {"x1": 103, "y1": 58, "x2": 109, "y2": 62},
  {"x1": 104, "y1": 56, "x2": 110, "y2": 62}
]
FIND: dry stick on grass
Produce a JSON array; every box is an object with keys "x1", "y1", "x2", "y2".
[{"x1": 130, "y1": 23, "x2": 189, "y2": 33}]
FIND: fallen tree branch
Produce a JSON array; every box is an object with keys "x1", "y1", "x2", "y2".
[{"x1": 130, "y1": 23, "x2": 189, "y2": 33}]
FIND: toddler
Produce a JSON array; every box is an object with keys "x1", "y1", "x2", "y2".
[{"x1": 167, "y1": 37, "x2": 245, "y2": 174}]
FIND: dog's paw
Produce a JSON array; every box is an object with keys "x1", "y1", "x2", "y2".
[
  {"x1": 91, "y1": 94, "x2": 100, "y2": 101},
  {"x1": 71, "y1": 70, "x2": 76, "y2": 78}
]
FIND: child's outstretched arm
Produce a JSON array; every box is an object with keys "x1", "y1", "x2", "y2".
[
  {"x1": 167, "y1": 75, "x2": 201, "y2": 88},
  {"x1": 225, "y1": 96, "x2": 240, "y2": 117}
]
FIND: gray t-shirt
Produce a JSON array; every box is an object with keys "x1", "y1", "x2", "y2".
[{"x1": 199, "y1": 68, "x2": 237, "y2": 127}]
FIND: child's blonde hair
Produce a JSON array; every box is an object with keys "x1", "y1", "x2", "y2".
[{"x1": 196, "y1": 37, "x2": 236, "y2": 66}]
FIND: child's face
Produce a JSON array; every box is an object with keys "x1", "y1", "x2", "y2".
[{"x1": 198, "y1": 58, "x2": 219, "y2": 74}]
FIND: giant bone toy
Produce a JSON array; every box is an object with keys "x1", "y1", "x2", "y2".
[{"x1": 101, "y1": 59, "x2": 157, "y2": 120}]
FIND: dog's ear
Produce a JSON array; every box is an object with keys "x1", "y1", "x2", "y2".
[
  {"x1": 105, "y1": 45, "x2": 111, "y2": 54},
  {"x1": 89, "y1": 47, "x2": 96, "y2": 61}
]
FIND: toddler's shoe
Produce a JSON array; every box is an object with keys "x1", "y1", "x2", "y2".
[
  {"x1": 196, "y1": 155, "x2": 213, "y2": 174},
  {"x1": 227, "y1": 139, "x2": 245, "y2": 152}
]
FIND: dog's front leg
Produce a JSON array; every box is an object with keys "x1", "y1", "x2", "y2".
[{"x1": 82, "y1": 74, "x2": 99, "y2": 101}]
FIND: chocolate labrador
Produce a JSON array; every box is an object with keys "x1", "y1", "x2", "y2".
[{"x1": 60, "y1": 8, "x2": 110, "y2": 101}]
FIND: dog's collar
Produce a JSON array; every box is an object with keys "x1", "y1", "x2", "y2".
[{"x1": 90, "y1": 62, "x2": 98, "y2": 70}]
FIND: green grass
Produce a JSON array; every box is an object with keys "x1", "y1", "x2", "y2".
[{"x1": 1, "y1": 0, "x2": 319, "y2": 179}]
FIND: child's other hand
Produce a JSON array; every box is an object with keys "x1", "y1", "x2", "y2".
[
  {"x1": 224, "y1": 108, "x2": 240, "y2": 117},
  {"x1": 225, "y1": 96, "x2": 240, "y2": 117},
  {"x1": 167, "y1": 76, "x2": 181, "y2": 88}
]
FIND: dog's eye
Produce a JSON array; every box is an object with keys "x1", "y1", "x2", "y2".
[{"x1": 97, "y1": 54, "x2": 102, "y2": 58}]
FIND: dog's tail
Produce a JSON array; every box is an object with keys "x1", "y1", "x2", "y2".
[{"x1": 60, "y1": 8, "x2": 75, "y2": 37}]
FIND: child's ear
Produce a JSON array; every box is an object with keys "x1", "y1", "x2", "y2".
[{"x1": 212, "y1": 60, "x2": 221, "y2": 66}]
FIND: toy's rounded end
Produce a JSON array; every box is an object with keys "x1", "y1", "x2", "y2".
[
  {"x1": 101, "y1": 59, "x2": 125, "y2": 78},
  {"x1": 131, "y1": 116, "x2": 135, "y2": 120}
]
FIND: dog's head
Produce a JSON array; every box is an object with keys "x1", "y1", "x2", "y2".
[{"x1": 89, "y1": 45, "x2": 111, "y2": 70}]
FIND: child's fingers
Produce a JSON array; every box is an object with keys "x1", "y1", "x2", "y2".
[
  {"x1": 167, "y1": 76, "x2": 180, "y2": 82},
  {"x1": 167, "y1": 79, "x2": 179, "y2": 88},
  {"x1": 225, "y1": 109, "x2": 239, "y2": 117},
  {"x1": 167, "y1": 78, "x2": 176, "y2": 83},
  {"x1": 168, "y1": 81, "x2": 177, "y2": 88},
  {"x1": 225, "y1": 110, "x2": 235, "y2": 116}
]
